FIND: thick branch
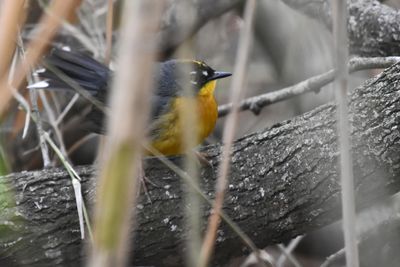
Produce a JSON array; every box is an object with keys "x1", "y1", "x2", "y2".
[
  {"x1": 282, "y1": 0, "x2": 400, "y2": 56},
  {"x1": 2, "y1": 63, "x2": 400, "y2": 266}
]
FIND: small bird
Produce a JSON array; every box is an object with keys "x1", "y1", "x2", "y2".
[{"x1": 29, "y1": 49, "x2": 231, "y2": 156}]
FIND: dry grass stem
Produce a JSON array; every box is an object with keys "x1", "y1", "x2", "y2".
[
  {"x1": 17, "y1": 34, "x2": 52, "y2": 167},
  {"x1": 89, "y1": 1, "x2": 163, "y2": 267},
  {"x1": 104, "y1": 0, "x2": 114, "y2": 65},
  {"x1": 332, "y1": 1, "x2": 359, "y2": 267},
  {"x1": 198, "y1": 0, "x2": 257, "y2": 266}
]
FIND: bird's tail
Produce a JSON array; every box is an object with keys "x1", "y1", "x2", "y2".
[{"x1": 28, "y1": 48, "x2": 110, "y2": 93}]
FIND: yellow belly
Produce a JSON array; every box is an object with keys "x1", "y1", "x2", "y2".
[{"x1": 149, "y1": 91, "x2": 218, "y2": 156}]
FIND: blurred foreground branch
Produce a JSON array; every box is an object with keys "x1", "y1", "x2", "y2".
[{"x1": 2, "y1": 63, "x2": 400, "y2": 266}]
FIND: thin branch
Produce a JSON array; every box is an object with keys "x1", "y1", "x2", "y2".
[
  {"x1": 55, "y1": 93, "x2": 80, "y2": 125},
  {"x1": 38, "y1": 90, "x2": 69, "y2": 159},
  {"x1": 332, "y1": 0, "x2": 359, "y2": 266},
  {"x1": 27, "y1": 77, "x2": 51, "y2": 167},
  {"x1": 199, "y1": 1, "x2": 257, "y2": 266},
  {"x1": 10, "y1": 82, "x2": 93, "y2": 243},
  {"x1": 218, "y1": 57, "x2": 400, "y2": 117},
  {"x1": 104, "y1": 0, "x2": 114, "y2": 65},
  {"x1": 17, "y1": 35, "x2": 52, "y2": 168},
  {"x1": 277, "y1": 236, "x2": 304, "y2": 267}
]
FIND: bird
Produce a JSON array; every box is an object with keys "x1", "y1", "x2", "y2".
[{"x1": 29, "y1": 48, "x2": 231, "y2": 156}]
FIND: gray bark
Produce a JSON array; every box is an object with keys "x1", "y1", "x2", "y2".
[
  {"x1": 1, "y1": 63, "x2": 400, "y2": 266},
  {"x1": 282, "y1": 0, "x2": 400, "y2": 56}
]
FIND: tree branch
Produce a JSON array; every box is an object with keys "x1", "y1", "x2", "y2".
[
  {"x1": 2, "y1": 63, "x2": 400, "y2": 266},
  {"x1": 281, "y1": 0, "x2": 400, "y2": 56},
  {"x1": 218, "y1": 57, "x2": 400, "y2": 117}
]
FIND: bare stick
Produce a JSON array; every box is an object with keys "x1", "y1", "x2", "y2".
[
  {"x1": 218, "y1": 56, "x2": 400, "y2": 117},
  {"x1": 332, "y1": 0, "x2": 359, "y2": 266},
  {"x1": 198, "y1": 1, "x2": 257, "y2": 266},
  {"x1": 88, "y1": 1, "x2": 163, "y2": 267},
  {"x1": 277, "y1": 236, "x2": 304, "y2": 267},
  {"x1": 104, "y1": 0, "x2": 114, "y2": 65},
  {"x1": 16, "y1": 34, "x2": 52, "y2": 168}
]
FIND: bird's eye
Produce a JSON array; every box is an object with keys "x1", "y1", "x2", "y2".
[{"x1": 202, "y1": 70, "x2": 208, "y2": 77}]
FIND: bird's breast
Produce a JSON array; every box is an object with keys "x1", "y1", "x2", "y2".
[{"x1": 149, "y1": 93, "x2": 218, "y2": 155}]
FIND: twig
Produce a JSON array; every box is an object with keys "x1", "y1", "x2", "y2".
[
  {"x1": 277, "y1": 236, "x2": 304, "y2": 267},
  {"x1": 66, "y1": 134, "x2": 96, "y2": 157},
  {"x1": 27, "y1": 78, "x2": 51, "y2": 167},
  {"x1": 104, "y1": 0, "x2": 114, "y2": 65},
  {"x1": 43, "y1": 132, "x2": 92, "y2": 241},
  {"x1": 218, "y1": 56, "x2": 400, "y2": 117},
  {"x1": 320, "y1": 248, "x2": 346, "y2": 267},
  {"x1": 55, "y1": 93, "x2": 80, "y2": 125},
  {"x1": 332, "y1": 0, "x2": 359, "y2": 266},
  {"x1": 17, "y1": 34, "x2": 52, "y2": 168},
  {"x1": 11, "y1": 81, "x2": 93, "y2": 243},
  {"x1": 241, "y1": 250, "x2": 276, "y2": 267},
  {"x1": 8, "y1": 43, "x2": 31, "y2": 140},
  {"x1": 198, "y1": 1, "x2": 257, "y2": 266},
  {"x1": 38, "y1": 90, "x2": 69, "y2": 158}
]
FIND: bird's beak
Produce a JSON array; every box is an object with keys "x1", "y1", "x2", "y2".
[{"x1": 209, "y1": 71, "x2": 232, "y2": 82}]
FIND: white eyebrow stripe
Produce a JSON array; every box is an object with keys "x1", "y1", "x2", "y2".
[{"x1": 202, "y1": 70, "x2": 208, "y2": 76}]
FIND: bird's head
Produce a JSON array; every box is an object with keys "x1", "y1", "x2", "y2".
[{"x1": 159, "y1": 60, "x2": 231, "y2": 97}]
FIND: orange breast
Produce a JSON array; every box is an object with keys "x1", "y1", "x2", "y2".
[{"x1": 149, "y1": 82, "x2": 218, "y2": 156}]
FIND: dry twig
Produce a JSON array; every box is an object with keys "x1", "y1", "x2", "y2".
[
  {"x1": 332, "y1": 0, "x2": 359, "y2": 266},
  {"x1": 199, "y1": 1, "x2": 257, "y2": 266},
  {"x1": 218, "y1": 56, "x2": 400, "y2": 117}
]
